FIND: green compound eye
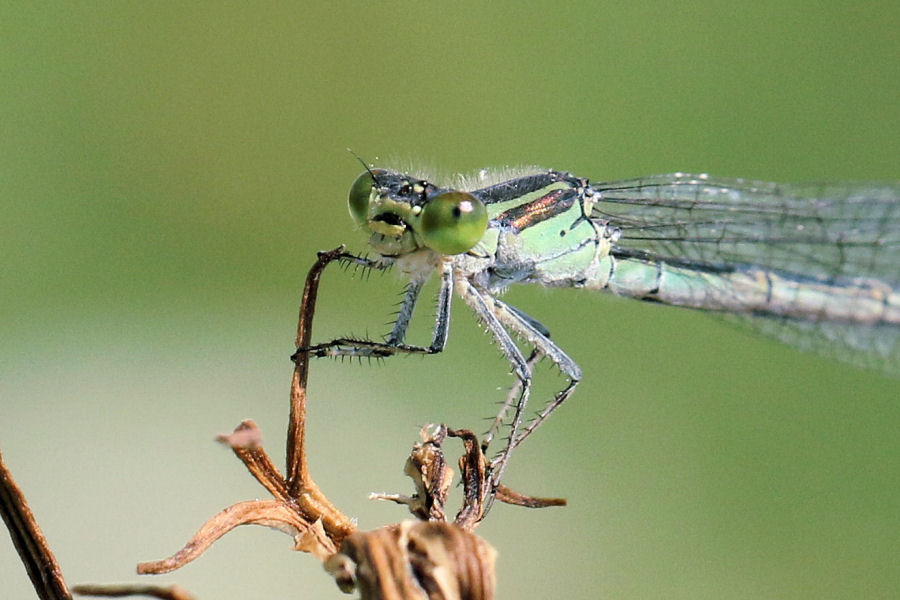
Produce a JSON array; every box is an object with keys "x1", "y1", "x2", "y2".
[
  {"x1": 420, "y1": 191, "x2": 488, "y2": 255},
  {"x1": 348, "y1": 169, "x2": 384, "y2": 226}
]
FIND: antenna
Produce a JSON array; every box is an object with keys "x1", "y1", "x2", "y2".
[{"x1": 347, "y1": 148, "x2": 378, "y2": 181}]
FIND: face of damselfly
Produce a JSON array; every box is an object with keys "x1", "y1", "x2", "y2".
[{"x1": 348, "y1": 169, "x2": 488, "y2": 257}]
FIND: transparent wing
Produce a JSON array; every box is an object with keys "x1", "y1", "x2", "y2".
[
  {"x1": 590, "y1": 174, "x2": 900, "y2": 374},
  {"x1": 727, "y1": 315, "x2": 900, "y2": 375}
]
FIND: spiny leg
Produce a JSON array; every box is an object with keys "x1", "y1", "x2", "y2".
[
  {"x1": 456, "y1": 279, "x2": 533, "y2": 490},
  {"x1": 464, "y1": 292, "x2": 581, "y2": 486},
  {"x1": 385, "y1": 278, "x2": 424, "y2": 345},
  {"x1": 491, "y1": 297, "x2": 582, "y2": 382},
  {"x1": 301, "y1": 260, "x2": 453, "y2": 359},
  {"x1": 491, "y1": 297, "x2": 582, "y2": 453},
  {"x1": 481, "y1": 304, "x2": 554, "y2": 450},
  {"x1": 428, "y1": 260, "x2": 453, "y2": 351},
  {"x1": 494, "y1": 298, "x2": 581, "y2": 450},
  {"x1": 482, "y1": 349, "x2": 541, "y2": 452},
  {"x1": 511, "y1": 377, "x2": 579, "y2": 451},
  {"x1": 334, "y1": 252, "x2": 387, "y2": 273}
]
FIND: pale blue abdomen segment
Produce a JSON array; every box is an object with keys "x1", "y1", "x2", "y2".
[{"x1": 590, "y1": 255, "x2": 900, "y2": 326}]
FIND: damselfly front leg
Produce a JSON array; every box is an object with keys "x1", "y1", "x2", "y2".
[{"x1": 302, "y1": 258, "x2": 454, "y2": 359}]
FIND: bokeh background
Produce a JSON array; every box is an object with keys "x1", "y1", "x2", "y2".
[{"x1": 3, "y1": 3, "x2": 899, "y2": 599}]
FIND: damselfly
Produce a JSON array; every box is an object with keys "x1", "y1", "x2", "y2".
[{"x1": 305, "y1": 166, "x2": 900, "y2": 491}]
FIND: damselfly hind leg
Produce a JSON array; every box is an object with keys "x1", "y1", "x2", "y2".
[
  {"x1": 482, "y1": 348, "x2": 541, "y2": 451},
  {"x1": 458, "y1": 280, "x2": 582, "y2": 491}
]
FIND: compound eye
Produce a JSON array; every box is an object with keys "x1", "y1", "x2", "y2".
[
  {"x1": 348, "y1": 169, "x2": 385, "y2": 225},
  {"x1": 420, "y1": 191, "x2": 488, "y2": 255}
]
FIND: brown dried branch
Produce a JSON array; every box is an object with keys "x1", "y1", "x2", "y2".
[
  {"x1": 370, "y1": 424, "x2": 454, "y2": 522},
  {"x1": 216, "y1": 421, "x2": 288, "y2": 500},
  {"x1": 445, "y1": 428, "x2": 567, "y2": 528},
  {"x1": 495, "y1": 485, "x2": 567, "y2": 508},
  {"x1": 71, "y1": 584, "x2": 195, "y2": 600},
  {"x1": 137, "y1": 499, "x2": 335, "y2": 574},
  {"x1": 284, "y1": 247, "x2": 357, "y2": 542},
  {"x1": 138, "y1": 248, "x2": 356, "y2": 576},
  {"x1": 447, "y1": 429, "x2": 493, "y2": 530},
  {"x1": 0, "y1": 448, "x2": 72, "y2": 600}
]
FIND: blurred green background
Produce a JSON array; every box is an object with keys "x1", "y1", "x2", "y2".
[{"x1": 2, "y1": 2, "x2": 899, "y2": 599}]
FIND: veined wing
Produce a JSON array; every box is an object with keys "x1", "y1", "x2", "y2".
[{"x1": 590, "y1": 174, "x2": 900, "y2": 374}]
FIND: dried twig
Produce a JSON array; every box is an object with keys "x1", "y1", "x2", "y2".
[
  {"x1": 0, "y1": 448, "x2": 72, "y2": 600},
  {"x1": 137, "y1": 247, "x2": 357, "y2": 577},
  {"x1": 375, "y1": 426, "x2": 566, "y2": 530},
  {"x1": 71, "y1": 584, "x2": 195, "y2": 600}
]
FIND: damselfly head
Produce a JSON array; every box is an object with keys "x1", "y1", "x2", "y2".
[{"x1": 347, "y1": 169, "x2": 488, "y2": 257}]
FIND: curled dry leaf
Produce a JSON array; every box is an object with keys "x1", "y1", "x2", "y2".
[{"x1": 137, "y1": 499, "x2": 337, "y2": 575}]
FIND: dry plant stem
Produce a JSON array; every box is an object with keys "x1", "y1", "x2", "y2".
[
  {"x1": 137, "y1": 247, "x2": 356, "y2": 576},
  {"x1": 0, "y1": 448, "x2": 72, "y2": 600},
  {"x1": 71, "y1": 584, "x2": 195, "y2": 600},
  {"x1": 495, "y1": 485, "x2": 566, "y2": 508},
  {"x1": 444, "y1": 429, "x2": 567, "y2": 529},
  {"x1": 218, "y1": 418, "x2": 355, "y2": 545},
  {"x1": 286, "y1": 246, "x2": 356, "y2": 540},
  {"x1": 287, "y1": 245, "x2": 359, "y2": 490},
  {"x1": 446, "y1": 429, "x2": 492, "y2": 530},
  {"x1": 217, "y1": 422, "x2": 288, "y2": 501},
  {"x1": 285, "y1": 245, "x2": 328, "y2": 493},
  {"x1": 137, "y1": 497, "x2": 328, "y2": 574}
]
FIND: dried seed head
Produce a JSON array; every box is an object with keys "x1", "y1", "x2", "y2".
[{"x1": 324, "y1": 520, "x2": 496, "y2": 600}]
